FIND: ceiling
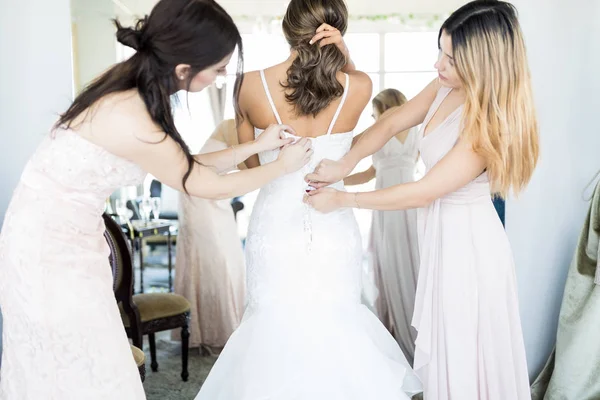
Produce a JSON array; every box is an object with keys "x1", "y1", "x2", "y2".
[{"x1": 108, "y1": 0, "x2": 467, "y2": 18}]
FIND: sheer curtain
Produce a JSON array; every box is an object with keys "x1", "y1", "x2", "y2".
[{"x1": 208, "y1": 80, "x2": 228, "y2": 126}]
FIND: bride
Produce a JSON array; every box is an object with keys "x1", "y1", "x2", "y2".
[{"x1": 195, "y1": 0, "x2": 421, "y2": 398}]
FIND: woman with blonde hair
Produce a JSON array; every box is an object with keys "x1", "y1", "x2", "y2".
[
  {"x1": 345, "y1": 88, "x2": 421, "y2": 365},
  {"x1": 195, "y1": 0, "x2": 421, "y2": 398},
  {"x1": 307, "y1": 0, "x2": 538, "y2": 398}
]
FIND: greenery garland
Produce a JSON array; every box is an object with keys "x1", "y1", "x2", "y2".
[{"x1": 234, "y1": 13, "x2": 448, "y2": 28}]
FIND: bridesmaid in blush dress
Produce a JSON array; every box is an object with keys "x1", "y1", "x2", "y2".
[
  {"x1": 0, "y1": 1, "x2": 312, "y2": 398},
  {"x1": 307, "y1": 1, "x2": 538, "y2": 398},
  {"x1": 174, "y1": 119, "x2": 245, "y2": 353},
  {"x1": 344, "y1": 89, "x2": 420, "y2": 364}
]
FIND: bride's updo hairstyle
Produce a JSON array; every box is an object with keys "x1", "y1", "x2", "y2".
[{"x1": 281, "y1": 0, "x2": 348, "y2": 117}]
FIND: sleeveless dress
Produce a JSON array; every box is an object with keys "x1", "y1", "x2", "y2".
[
  {"x1": 0, "y1": 128, "x2": 147, "y2": 399},
  {"x1": 173, "y1": 137, "x2": 245, "y2": 350},
  {"x1": 194, "y1": 71, "x2": 421, "y2": 399},
  {"x1": 413, "y1": 87, "x2": 531, "y2": 399},
  {"x1": 371, "y1": 128, "x2": 420, "y2": 364}
]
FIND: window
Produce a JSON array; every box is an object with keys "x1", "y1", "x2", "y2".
[
  {"x1": 117, "y1": 30, "x2": 440, "y2": 142},
  {"x1": 222, "y1": 31, "x2": 438, "y2": 121},
  {"x1": 115, "y1": 29, "x2": 439, "y2": 222},
  {"x1": 384, "y1": 32, "x2": 439, "y2": 72},
  {"x1": 384, "y1": 32, "x2": 439, "y2": 99}
]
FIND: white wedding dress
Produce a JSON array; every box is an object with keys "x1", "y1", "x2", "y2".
[{"x1": 195, "y1": 71, "x2": 421, "y2": 400}]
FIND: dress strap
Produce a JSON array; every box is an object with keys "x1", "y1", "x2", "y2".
[
  {"x1": 259, "y1": 70, "x2": 283, "y2": 125},
  {"x1": 326, "y1": 73, "x2": 350, "y2": 136}
]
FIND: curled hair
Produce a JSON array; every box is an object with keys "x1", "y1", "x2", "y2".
[{"x1": 281, "y1": 0, "x2": 348, "y2": 117}]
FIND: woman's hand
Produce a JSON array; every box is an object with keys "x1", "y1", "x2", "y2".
[
  {"x1": 277, "y1": 138, "x2": 313, "y2": 173},
  {"x1": 309, "y1": 23, "x2": 354, "y2": 71},
  {"x1": 254, "y1": 124, "x2": 296, "y2": 153},
  {"x1": 310, "y1": 23, "x2": 348, "y2": 54},
  {"x1": 303, "y1": 187, "x2": 345, "y2": 214},
  {"x1": 304, "y1": 158, "x2": 355, "y2": 189}
]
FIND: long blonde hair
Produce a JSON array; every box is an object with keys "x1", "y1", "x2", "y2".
[
  {"x1": 442, "y1": 0, "x2": 539, "y2": 197},
  {"x1": 372, "y1": 89, "x2": 407, "y2": 116}
]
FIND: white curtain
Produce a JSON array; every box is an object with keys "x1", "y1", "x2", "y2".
[{"x1": 208, "y1": 82, "x2": 228, "y2": 126}]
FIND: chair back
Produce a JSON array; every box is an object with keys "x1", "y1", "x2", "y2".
[{"x1": 102, "y1": 213, "x2": 143, "y2": 347}]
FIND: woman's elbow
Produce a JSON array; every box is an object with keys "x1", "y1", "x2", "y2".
[
  {"x1": 410, "y1": 183, "x2": 436, "y2": 208},
  {"x1": 414, "y1": 195, "x2": 434, "y2": 208}
]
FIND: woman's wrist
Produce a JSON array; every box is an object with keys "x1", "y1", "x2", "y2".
[
  {"x1": 272, "y1": 158, "x2": 290, "y2": 177},
  {"x1": 338, "y1": 191, "x2": 355, "y2": 209},
  {"x1": 339, "y1": 155, "x2": 358, "y2": 177},
  {"x1": 244, "y1": 139, "x2": 262, "y2": 155}
]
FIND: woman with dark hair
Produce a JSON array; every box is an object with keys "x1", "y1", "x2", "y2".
[
  {"x1": 195, "y1": 0, "x2": 421, "y2": 399},
  {"x1": 0, "y1": 0, "x2": 312, "y2": 398},
  {"x1": 307, "y1": 0, "x2": 537, "y2": 398}
]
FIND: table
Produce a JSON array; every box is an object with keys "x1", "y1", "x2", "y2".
[{"x1": 121, "y1": 219, "x2": 176, "y2": 293}]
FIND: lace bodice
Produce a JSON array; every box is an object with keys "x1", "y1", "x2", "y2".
[{"x1": 25, "y1": 128, "x2": 146, "y2": 211}]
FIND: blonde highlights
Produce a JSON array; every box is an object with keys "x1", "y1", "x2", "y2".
[
  {"x1": 372, "y1": 89, "x2": 408, "y2": 116},
  {"x1": 443, "y1": 0, "x2": 539, "y2": 197}
]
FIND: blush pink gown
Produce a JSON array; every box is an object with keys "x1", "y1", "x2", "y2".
[
  {"x1": 370, "y1": 128, "x2": 420, "y2": 365},
  {"x1": 0, "y1": 128, "x2": 147, "y2": 399},
  {"x1": 173, "y1": 137, "x2": 245, "y2": 351},
  {"x1": 414, "y1": 87, "x2": 531, "y2": 399}
]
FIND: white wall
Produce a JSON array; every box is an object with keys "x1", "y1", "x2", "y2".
[
  {"x1": 0, "y1": 0, "x2": 74, "y2": 364},
  {"x1": 508, "y1": 0, "x2": 600, "y2": 379},
  {"x1": 71, "y1": 0, "x2": 119, "y2": 91}
]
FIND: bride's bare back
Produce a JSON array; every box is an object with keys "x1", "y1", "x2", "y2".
[{"x1": 238, "y1": 60, "x2": 372, "y2": 168}]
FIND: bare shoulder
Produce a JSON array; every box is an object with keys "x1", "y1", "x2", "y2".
[
  {"x1": 345, "y1": 70, "x2": 372, "y2": 107},
  {"x1": 76, "y1": 89, "x2": 165, "y2": 158},
  {"x1": 410, "y1": 78, "x2": 444, "y2": 112},
  {"x1": 348, "y1": 70, "x2": 372, "y2": 93},
  {"x1": 346, "y1": 69, "x2": 371, "y2": 85},
  {"x1": 421, "y1": 78, "x2": 443, "y2": 100}
]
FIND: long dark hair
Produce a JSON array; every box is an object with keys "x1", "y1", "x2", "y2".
[
  {"x1": 281, "y1": 0, "x2": 348, "y2": 117},
  {"x1": 57, "y1": 0, "x2": 244, "y2": 191}
]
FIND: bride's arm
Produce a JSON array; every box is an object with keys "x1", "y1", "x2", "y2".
[
  {"x1": 235, "y1": 71, "x2": 267, "y2": 169},
  {"x1": 237, "y1": 111, "x2": 262, "y2": 169}
]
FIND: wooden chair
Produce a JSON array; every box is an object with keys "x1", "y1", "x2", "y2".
[
  {"x1": 102, "y1": 213, "x2": 146, "y2": 382},
  {"x1": 102, "y1": 213, "x2": 191, "y2": 381}
]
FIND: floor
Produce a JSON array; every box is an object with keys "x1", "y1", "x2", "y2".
[{"x1": 136, "y1": 243, "x2": 423, "y2": 400}]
